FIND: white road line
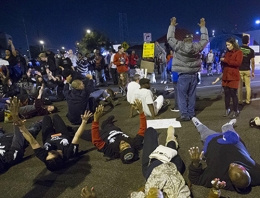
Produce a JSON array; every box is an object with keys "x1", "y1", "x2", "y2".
[{"x1": 197, "y1": 80, "x2": 260, "y2": 89}]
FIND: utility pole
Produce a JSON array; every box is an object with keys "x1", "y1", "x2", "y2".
[{"x1": 119, "y1": 13, "x2": 129, "y2": 43}]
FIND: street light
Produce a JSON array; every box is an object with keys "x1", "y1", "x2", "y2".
[
  {"x1": 212, "y1": 30, "x2": 215, "y2": 37},
  {"x1": 255, "y1": 20, "x2": 260, "y2": 25},
  {"x1": 39, "y1": 40, "x2": 45, "y2": 51},
  {"x1": 86, "y1": 29, "x2": 91, "y2": 34},
  {"x1": 61, "y1": 46, "x2": 65, "y2": 50}
]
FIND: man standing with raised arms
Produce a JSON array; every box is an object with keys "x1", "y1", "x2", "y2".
[{"x1": 167, "y1": 17, "x2": 209, "y2": 121}]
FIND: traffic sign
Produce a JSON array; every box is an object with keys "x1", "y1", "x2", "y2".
[
  {"x1": 143, "y1": 43, "x2": 154, "y2": 58},
  {"x1": 121, "y1": 41, "x2": 129, "y2": 50},
  {"x1": 143, "y1": 33, "x2": 152, "y2": 42}
]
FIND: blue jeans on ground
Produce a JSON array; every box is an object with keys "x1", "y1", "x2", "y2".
[
  {"x1": 177, "y1": 73, "x2": 198, "y2": 118},
  {"x1": 173, "y1": 82, "x2": 178, "y2": 109},
  {"x1": 160, "y1": 63, "x2": 167, "y2": 82},
  {"x1": 197, "y1": 122, "x2": 235, "y2": 142},
  {"x1": 142, "y1": 127, "x2": 185, "y2": 180}
]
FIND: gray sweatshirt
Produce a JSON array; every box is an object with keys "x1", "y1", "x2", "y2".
[{"x1": 167, "y1": 25, "x2": 209, "y2": 74}]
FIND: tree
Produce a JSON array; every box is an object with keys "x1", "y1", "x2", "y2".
[{"x1": 77, "y1": 30, "x2": 112, "y2": 55}]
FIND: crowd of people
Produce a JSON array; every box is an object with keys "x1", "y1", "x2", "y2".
[{"x1": 0, "y1": 16, "x2": 259, "y2": 198}]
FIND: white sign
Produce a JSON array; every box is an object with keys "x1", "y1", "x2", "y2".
[
  {"x1": 112, "y1": 44, "x2": 121, "y2": 51},
  {"x1": 143, "y1": 33, "x2": 152, "y2": 42},
  {"x1": 249, "y1": 45, "x2": 259, "y2": 53},
  {"x1": 146, "y1": 118, "x2": 182, "y2": 129}
]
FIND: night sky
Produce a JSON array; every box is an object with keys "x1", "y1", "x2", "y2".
[{"x1": 1, "y1": 0, "x2": 259, "y2": 53}]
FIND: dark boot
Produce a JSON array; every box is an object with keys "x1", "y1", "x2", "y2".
[
  {"x1": 223, "y1": 109, "x2": 231, "y2": 117},
  {"x1": 106, "y1": 97, "x2": 119, "y2": 108},
  {"x1": 28, "y1": 121, "x2": 42, "y2": 139},
  {"x1": 230, "y1": 110, "x2": 239, "y2": 118}
]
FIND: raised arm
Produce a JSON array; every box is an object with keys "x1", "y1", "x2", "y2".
[
  {"x1": 155, "y1": 42, "x2": 166, "y2": 56},
  {"x1": 167, "y1": 17, "x2": 179, "y2": 51},
  {"x1": 208, "y1": 178, "x2": 226, "y2": 198},
  {"x1": 63, "y1": 75, "x2": 72, "y2": 98},
  {"x1": 71, "y1": 111, "x2": 93, "y2": 144},
  {"x1": 197, "y1": 18, "x2": 209, "y2": 50},
  {"x1": 9, "y1": 97, "x2": 41, "y2": 149},
  {"x1": 91, "y1": 105, "x2": 106, "y2": 150}
]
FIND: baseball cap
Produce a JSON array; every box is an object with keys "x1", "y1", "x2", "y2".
[
  {"x1": 120, "y1": 148, "x2": 135, "y2": 164},
  {"x1": 217, "y1": 131, "x2": 239, "y2": 145}
]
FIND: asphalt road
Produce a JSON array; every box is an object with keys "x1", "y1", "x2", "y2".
[{"x1": 0, "y1": 70, "x2": 260, "y2": 198}]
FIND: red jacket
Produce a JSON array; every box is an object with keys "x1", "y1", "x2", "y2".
[
  {"x1": 91, "y1": 112, "x2": 147, "y2": 152},
  {"x1": 222, "y1": 49, "x2": 243, "y2": 89},
  {"x1": 113, "y1": 52, "x2": 129, "y2": 73}
]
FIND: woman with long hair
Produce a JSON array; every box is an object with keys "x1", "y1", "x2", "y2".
[{"x1": 221, "y1": 38, "x2": 243, "y2": 118}]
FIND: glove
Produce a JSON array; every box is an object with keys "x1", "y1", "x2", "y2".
[
  {"x1": 0, "y1": 148, "x2": 6, "y2": 156},
  {"x1": 60, "y1": 139, "x2": 69, "y2": 146}
]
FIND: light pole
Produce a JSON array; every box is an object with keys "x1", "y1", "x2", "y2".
[{"x1": 39, "y1": 40, "x2": 45, "y2": 51}]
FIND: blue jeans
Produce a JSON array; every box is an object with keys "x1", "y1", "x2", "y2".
[
  {"x1": 173, "y1": 82, "x2": 178, "y2": 109},
  {"x1": 160, "y1": 63, "x2": 167, "y2": 82},
  {"x1": 177, "y1": 73, "x2": 198, "y2": 118},
  {"x1": 95, "y1": 69, "x2": 106, "y2": 85}
]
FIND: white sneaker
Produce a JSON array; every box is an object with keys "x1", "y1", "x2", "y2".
[
  {"x1": 191, "y1": 117, "x2": 202, "y2": 127},
  {"x1": 164, "y1": 81, "x2": 167, "y2": 84},
  {"x1": 228, "y1": 119, "x2": 237, "y2": 125},
  {"x1": 222, "y1": 119, "x2": 237, "y2": 128},
  {"x1": 161, "y1": 81, "x2": 164, "y2": 84}
]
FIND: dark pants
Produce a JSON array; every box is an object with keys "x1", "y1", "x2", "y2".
[
  {"x1": 142, "y1": 127, "x2": 185, "y2": 180},
  {"x1": 223, "y1": 86, "x2": 238, "y2": 111},
  {"x1": 42, "y1": 114, "x2": 70, "y2": 143},
  {"x1": 11, "y1": 126, "x2": 25, "y2": 150},
  {"x1": 177, "y1": 73, "x2": 197, "y2": 118},
  {"x1": 110, "y1": 68, "x2": 118, "y2": 85}
]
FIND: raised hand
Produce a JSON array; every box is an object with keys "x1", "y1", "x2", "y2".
[
  {"x1": 86, "y1": 74, "x2": 93, "y2": 80},
  {"x1": 188, "y1": 146, "x2": 204, "y2": 167},
  {"x1": 81, "y1": 186, "x2": 96, "y2": 198},
  {"x1": 81, "y1": 111, "x2": 93, "y2": 123},
  {"x1": 132, "y1": 99, "x2": 143, "y2": 114},
  {"x1": 211, "y1": 178, "x2": 226, "y2": 190},
  {"x1": 9, "y1": 97, "x2": 20, "y2": 121},
  {"x1": 66, "y1": 74, "x2": 72, "y2": 83},
  {"x1": 170, "y1": 17, "x2": 178, "y2": 26},
  {"x1": 198, "y1": 18, "x2": 206, "y2": 27},
  {"x1": 94, "y1": 105, "x2": 104, "y2": 122}
]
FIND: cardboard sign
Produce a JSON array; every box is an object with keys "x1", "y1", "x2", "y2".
[{"x1": 140, "y1": 60, "x2": 154, "y2": 73}]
